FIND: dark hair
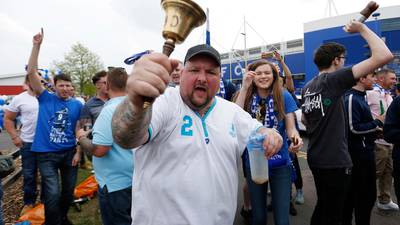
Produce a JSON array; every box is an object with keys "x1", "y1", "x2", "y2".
[
  {"x1": 92, "y1": 70, "x2": 107, "y2": 84},
  {"x1": 313, "y1": 42, "x2": 346, "y2": 70},
  {"x1": 107, "y1": 68, "x2": 127, "y2": 91},
  {"x1": 242, "y1": 60, "x2": 285, "y2": 120},
  {"x1": 53, "y1": 73, "x2": 72, "y2": 85}
]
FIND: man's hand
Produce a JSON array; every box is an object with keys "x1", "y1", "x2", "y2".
[
  {"x1": 12, "y1": 137, "x2": 23, "y2": 149},
  {"x1": 76, "y1": 128, "x2": 91, "y2": 141},
  {"x1": 375, "y1": 114, "x2": 385, "y2": 124},
  {"x1": 258, "y1": 127, "x2": 283, "y2": 159},
  {"x1": 343, "y1": 20, "x2": 365, "y2": 33},
  {"x1": 33, "y1": 28, "x2": 44, "y2": 46},
  {"x1": 288, "y1": 135, "x2": 303, "y2": 153},
  {"x1": 126, "y1": 53, "x2": 179, "y2": 109},
  {"x1": 72, "y1": 150, "x2": 81, "y2": 167}
]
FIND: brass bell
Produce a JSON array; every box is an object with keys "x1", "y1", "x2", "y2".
[
  {"x1": 143, "y1": 0, "x2": 206, "y2": 109},
  {"x1": 161, "y1": 0, "x2": 206, "y2": 56}
]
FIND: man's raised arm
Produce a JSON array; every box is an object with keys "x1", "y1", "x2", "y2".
[
  {"x1": 27, "y1": 28, "x2": 45, "y2": 96},
  {"x1": 345, "y1": 21, "x2": 394, "y2": 79},
  {"x1": 112, "y1": 53, "x2": 178, "y2": 149}
]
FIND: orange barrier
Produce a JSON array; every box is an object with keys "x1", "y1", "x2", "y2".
[
  {"x1": 16, "y1": 203, "x2": 45, "y2": 225},
  {"x1": 74, "y1": 174, "x2": 98, "y2": 198}
]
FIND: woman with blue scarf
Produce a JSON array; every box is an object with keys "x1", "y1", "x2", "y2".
[{"x1": 235, "y1": 60, "x2": 303, "y2": 225}]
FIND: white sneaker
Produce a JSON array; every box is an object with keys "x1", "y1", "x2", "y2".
[
  {"x1": 377, "y1": 200, "x2": 399, "y2": 211},
  {"x1": 295, "y1": 189, "x2": 304, "y2": 205}
]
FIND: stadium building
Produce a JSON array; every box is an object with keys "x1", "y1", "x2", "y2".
[
  {"x1": 220, "y1": 5, "x2": 400, "y2": 94},
  {"x1": 0, "y1": 73, "x2": 26, "y2": 95}
]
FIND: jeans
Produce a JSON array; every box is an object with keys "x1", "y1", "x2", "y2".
[
  {"x1": 98, "y1": 185, "x2": 132, "y2": 225},
  {"x1": 37, "y1": 150, "x2": 78, "y2": 225},
  {"x1": 343, "y1": 152, "x2": 376, "y2": 225},
  {"x1": 393, "y1": 157, "x2": 400, "y2": 205},
  {"x1": 0, "y1": 179, "x2": 4, "y2": 225},
  {"x1": 246, "y1": 165, "x2": 291, "y2": 225},
  {"x1": 20, "y1": 142, "x2": 40, "y2": 205},
  {"x1": 310, "y1": 167, "x2": 351, "y2": 225}
]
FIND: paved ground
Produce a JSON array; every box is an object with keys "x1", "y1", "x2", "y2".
[
  {"x1": 0, "y1": 130, "x2": 17, "y2": 154},
  {"x1": 0, "y1": 131, "x2": 399, "y2": 224}
]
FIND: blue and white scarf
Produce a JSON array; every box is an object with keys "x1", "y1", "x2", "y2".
[
  {"x1": 217, "y1": 78, "x2": 225, "y2": 99},
  {"x1": 250, "y1": 94, "x2": 278, "y2": 129}
]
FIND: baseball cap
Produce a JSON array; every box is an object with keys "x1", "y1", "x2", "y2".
[{"x1": 184, "y1": 44, "x2": 221, "y2": 67}]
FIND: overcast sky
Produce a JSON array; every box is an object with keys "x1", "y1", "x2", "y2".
[{"x1": 0, "y1": 0, "x2": 399, "y2": 75}]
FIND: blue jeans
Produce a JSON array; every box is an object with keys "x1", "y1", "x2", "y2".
[
  {"x1": 37, "y1": 150, "x2": 77, "y2": 225},
  {"x1": 0, "y1": 179, "x2": 4, "y2": 225},
  {"x1": 20, "y1": 142, "x2": 40, "y2": 205},
  {"x1": 98, "y1": 185, "x2": 132, "y2": 225},
  {"x1": 246, "y1": 165, "x2": 291, "y2": 225}
]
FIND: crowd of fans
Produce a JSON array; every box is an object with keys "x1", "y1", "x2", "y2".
[{"x1": 0, "y1": 18, "x2": 399, "y2": 225}]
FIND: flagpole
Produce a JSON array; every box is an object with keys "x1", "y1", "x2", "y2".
[
  {"x1": 206, "y1": 8, "x2": 210, "y2": 45},
  {"x1": 243, "y1": 16, "x2": 247, "y2": 68}
]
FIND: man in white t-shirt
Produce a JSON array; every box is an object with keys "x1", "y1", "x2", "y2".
[
  {"x1": 4, "y1": 75, "x2": 40, "y2": 215},
  {"x1": 111, "y1": 44, "x2": 283, "y2": 225}
]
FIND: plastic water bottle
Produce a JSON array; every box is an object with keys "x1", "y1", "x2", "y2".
[{"x1": 247, "y1": 131, "x2": 269, "y2": 184}]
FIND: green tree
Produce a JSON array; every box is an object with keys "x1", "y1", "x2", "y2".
[{"x1": 53, "y1": 42, "x2": 104, "y2": 96}]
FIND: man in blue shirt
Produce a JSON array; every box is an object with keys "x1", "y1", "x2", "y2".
[
  {"x1": 77, "y1": 68, "x2": 133, "y2": 225},
  {"x1": 27, "y1": 29, "x2": 82, "y2": 225}
]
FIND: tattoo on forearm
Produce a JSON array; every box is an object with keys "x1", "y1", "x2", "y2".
[
  {"x1": 112, "y1": 98, "x2": 152, "y2": 149},
  {"x1": 80, "y1": 137, "x2": 94, "y2": 156}
]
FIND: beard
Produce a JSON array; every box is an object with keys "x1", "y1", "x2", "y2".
[
  {"x1": 180, "y1": 87, "x2": 212, "y2": 112},
  {"x1": 189, "y1": 91, "x2": 211, "y2": 110}
]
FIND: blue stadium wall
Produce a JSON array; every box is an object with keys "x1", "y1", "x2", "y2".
[
  {"x1": 304, "y1": 18, "x2": 400, "y2": 84},
  {"x1": 221, "y1": 17, "x2": 400, "y2": 93}
]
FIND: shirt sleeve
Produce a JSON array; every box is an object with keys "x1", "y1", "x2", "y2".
[
  {"x1": 92, "y1": 105, "x2": 113, "y2": 146},
  {"x1": 80, "y1": 104, "x2": 91, "y2": 120},
  {"x1": 283, "y1": 90, "x2": 298, "y2": 114},
  {"x1": 37, "y1": 90, "x2": 53, "y2": 103},
  {"x1": 346, "y1": 92, "x2": 380, "y2": 134},
  {"x1": 6, "y1": 95, "x2": 20, "y2": 113},
  {"x1": 234, "y1": 105, "x2": 263, "y2": 154},
  {"x1": 325, "y1": 66, "x2": 356, "y2": 97}
]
